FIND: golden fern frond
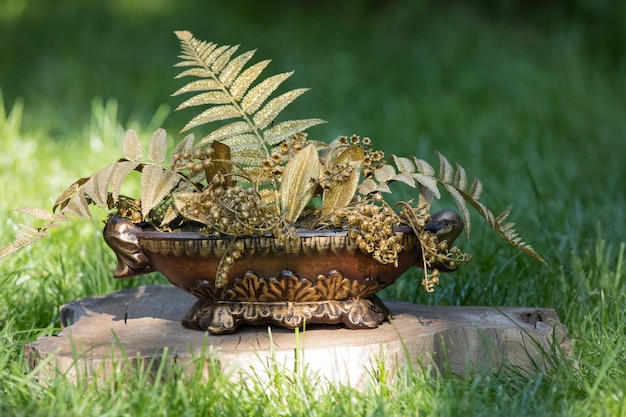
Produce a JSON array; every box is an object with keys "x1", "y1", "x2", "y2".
[
  {"x1": 172, "y1": 31, "x2": 325, "y2": 171},
  {"x1": 455, "y1": 191, "x2": 547, "y2": 264},
  {"x1": 147, "y1": 128, "x2": 168, "y2": 164},
  {"x1": 14, "y1": 207, "x2": 57, "y2": 221},
  {"x1": 140, "y1": 165, "x2": 180, "y2": 218},
  {"x1": 358, "y1": 151, "x2": 545, "y2": 263},
  {"x1": 123, "y1": 128, "x2": 144, "y2": 161},
  {"x1": 434, "y1": 154, "x2": 546, "y2": 264},
  {"x1": 0, "y1": 223, "x2": 51, "y2": 260}
]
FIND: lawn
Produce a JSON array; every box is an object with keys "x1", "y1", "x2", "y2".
[{"x1": 1, "y1": 1, "x2": 625, "y2": 415}]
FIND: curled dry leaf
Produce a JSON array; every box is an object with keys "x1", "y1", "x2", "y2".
[
  {"x1": 322, "y1": 145, "x2": 364, "y2": 212},
  {"x1": 281, "y1": 144, "x2": 320, "y2": 222}
]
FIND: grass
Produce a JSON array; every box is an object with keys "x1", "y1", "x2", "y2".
[{"x1": 1, "y1": 0, "x2": 626, "y2": 415}]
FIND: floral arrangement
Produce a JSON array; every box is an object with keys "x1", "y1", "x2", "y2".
[{"x1": 1, "y1": 31, "x2": 544, "y2": 291}]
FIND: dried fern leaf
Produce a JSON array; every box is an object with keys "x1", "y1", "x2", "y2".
[
  {"x1": 172, "y1": 79, "x2": 222, "y2": 96},
  {"x1": 83, "y1": 164, "x2": 116, "y2": 208},
  {"x1": 417, "y1": 185, "x2": 436, "y2": 212},
  {"x1": 281, "y1": 144, "x2": 320, "y2": 222},
  {"x1": 53, "y1": 177, "x2": 90, "y2": 212},
  {"x1": 175, "y1": 32, "x2": 322, "y2": 175},
  {"x1": 219, "y1": 50, "x2": 256, "y2": 87},
  {"x1": 160, "y1": 204, "x2": 179, "y2": 227},
  {"x1": 357, "y1": 178, "x2": 378, "y2": 195},
  {"x1": 0, "y1": 224, "x2": 50, "y2": 260},
  {"x1": 222, "y1": 133, "x2": 265, "y2": 148},
  {"x1": 175, "y1": 68, "x2": 213, "y2": 79},
  {"x1": 253, "y1": 88, "x2": 309, "y2": 129},
  {"x1": 230, "y1": 60, "x2": 271, "y2": 100},
  {"x1": 205, "y1": 45, "x2": 232, "y2": 69},
  {"x1": 123, "y1": 129, "x2": 143, "y2": 161},
  {"x1": 438, "y1": 152, "x2": 455, "y2": 184},
  {"x1": 111, "y1": 160, "x2": 141, "y2": 203},
  {"x1": 496, "y1": 210, "x2": 511, "y2": 224},
  {"x1": 181, "y1": 105, "x2": 241, "y2": 132},
  {"x1": 263, "y1": 119, "x2": 326, "y2": 145},
  {"x1": 374, "y1": 164, "x2": 396, "y2": 183},
  {"x1": 211, "y1": 45, "x2": 240, "y2": 73},
  {"x1": 140, "y1": 165, "x2": 180, "y2": 218},
  {"x1": 241, "y1": 72, "x2": 293, "y2": 114},
  {"x1": 392, "y1": 155, "x2": 415, "y2": 174},
  {"x1": 452, "y1": 186, "x2": 546, "y2": 264},
  {"x1": 199, "y1": 121, "x2": 252, "y2": 146},
  {"x1": 176, "y1": 91, "x2": 233, "y2": 110},
  {"x1": 413, "y1": 157, "x2": 436, "y2": 176},
  {"x1": 15, "y1": 207, "x2": 57, "y2": 221},
  {"x1": 454, "y1": 162, "x2": 468, "y2": 191},
  {"x1": 413, "y1": 173, "x2": 440, "y2": 199},
  {"x1": 391, "y1": 172, "x2": 415, "y2": 187},
  {"x1": 148, "y1": 128, "x2": 168, "y2": 164},
  {"x1": 61, "y1": 192, "x2": 92, "y2": 219},
  {"x1": 469, "y1": 177, "x2": 483, "y2": 201}
]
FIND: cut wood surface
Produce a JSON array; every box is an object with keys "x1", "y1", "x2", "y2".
[{"x1": 26, "y1": 285, "x2": 570, "y2": 389}]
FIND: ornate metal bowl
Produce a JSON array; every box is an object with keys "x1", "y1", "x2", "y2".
[{"x1": 103, "y1": 216, "x2": 449, "y2": 334}]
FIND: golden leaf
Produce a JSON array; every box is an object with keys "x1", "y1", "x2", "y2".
[
  {"x1": 123, "y1": 129, "x2": 143, "y2": 161},
  {"x1": 148, "y1": 128, "x2": 168, "y2": 164},
  {"x1": 83, "y1": 164, "x2": 115, "y2": 208},
  {"x1": 413, "y1": 173, "x2": 440, "y2": 199},
  {"x1": 211, "y1": 45, "x2": 240, "y2": 73},
  {"x1": 174, "y1": 32, "x2": 322, "y2": 175},
  {"x1": 438, "y1": 152, "x2": 454, "y2": 183},
  {"x1": 240, "y1": 72, "x2": 293, "y2": 114},
  {"x1": 280, "y1": 144, "x2": 320, "y2": 222},
  {"x1": 199, "y1": 121, "x2": 252, "y2": 146},
  {"x1": 171, "y1": 79, "x2": 221, "y2": 96},
  {"x1": 454, "y1": 162, "x2": 468, "y2": 191},
  {"x1": 413, "y1": 157, "x2": 435, "y2": 176},
  {"x1": 263, "y1": 118, "x2": 326, "y2": 146},
  {"x1": 181, "y1": 105, "x2": 241, "y2": 132},
  {"x1": 469, "y1": 177, "x2": 483, "y2": 201},
  {"x1": 253, "y1": 88, "x2": 309, "y2": 129},
  {"x1": 392, "y1": 155, "x2": 415, "y2": 174},
  {"x1": 322, "y1": 145, "x2": 364, "y2": 211},
  {"x1": 374, "y1": 164, "x2": 396, "y2": 183},
  {"x1": 110, "y1": 160, "x2": 141, "y2": 203},
  {"x1": 140, "y1": 165, "x2": 180, "y2": 218},
  {"x1": 14, "y1": 207, "x2": 57, "y2": 221},
  {"x1": 172, "y1": 192, "x2": 209, "y2": 224},
  {"x1": 52, "y1": 177, "x2": 89, "y2": 212},
  {"x1": 230, "y1": 60, "x2": 271, "y2": 100},
  {"x1": 205, "y1": 141, "x2": 233, "y2": 186},
  {"x1": 175, "y1": 91, "x2": 233, "y2": 110},
  {"x1": 219, "y1": 50, "x2": 256, "y2": 87}
]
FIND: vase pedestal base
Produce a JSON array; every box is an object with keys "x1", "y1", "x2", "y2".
[
  {"x1": 181, "y1": 297, "x2": 390, "y2": 334},
  {"x1": 25, "y1": 285, "x2": 572, "y2": 389}
]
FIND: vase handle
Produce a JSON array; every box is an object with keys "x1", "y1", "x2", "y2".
[
  {"x1": 413, "y1": 210, "x2": 464, "y2": 272},
  {"x1": 103, "y1": 216, "x2": 153, "y2": 278}
]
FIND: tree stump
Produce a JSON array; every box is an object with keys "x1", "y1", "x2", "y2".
[{"x1": 26, "y1": 285, "x2": 570, "y2": 389}]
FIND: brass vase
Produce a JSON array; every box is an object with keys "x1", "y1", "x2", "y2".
[{"x1": 104, "y1": 216, "x2": 452, "y2": 334}]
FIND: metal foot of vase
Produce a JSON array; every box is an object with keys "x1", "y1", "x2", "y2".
[{"x1": 181, "y1": 295, "x2": 391, "y2": 334}]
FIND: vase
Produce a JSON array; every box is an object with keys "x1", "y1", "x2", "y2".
[{"x1": 103, "y1": 216, "x2": 455, "y2": 334}]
